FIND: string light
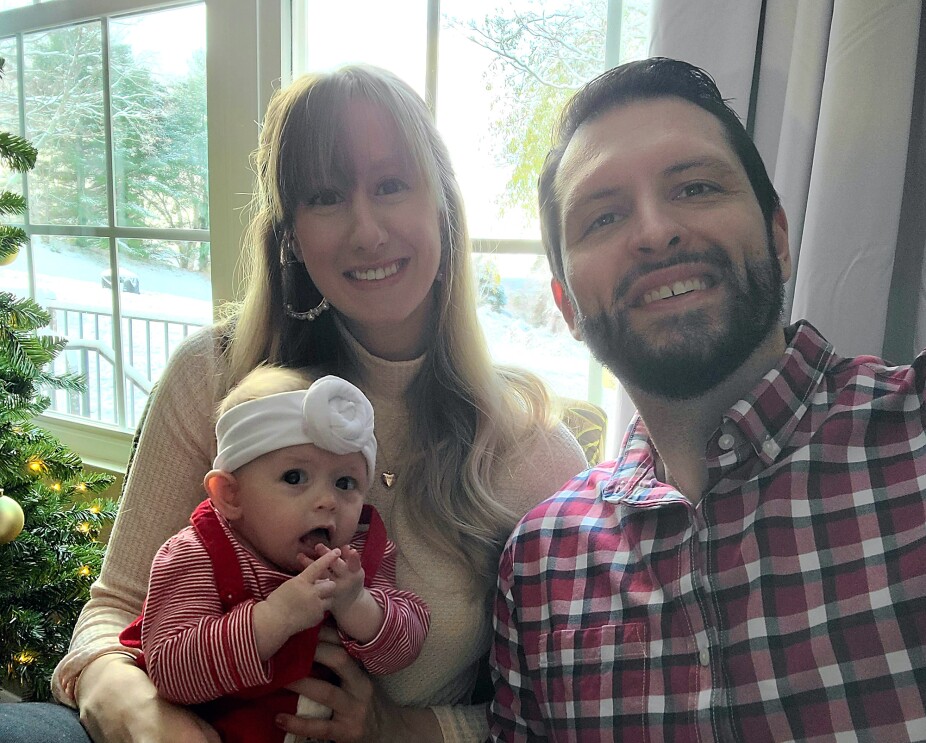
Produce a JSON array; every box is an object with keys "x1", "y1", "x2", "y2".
[
  {"x1": 14, "y1": 651, "x2": 36, "y2": 665},
  {"x1": 77, "y1": 521, "x2": 92, "y2": 535},
  {"x1": 26, "y1": 457, "x2": 46, "y2": 474},
  {"x1": 77, "y1": 565, "x2": 92, "y2": 578},
  {"x1": 51, "y1": 482, "x2": 61, "y2": 492},
  {"x1": 89, "y1": 504, "x2": 100, "y2": 514},
  {"x1": 75, "y1": 483, "x2": 88, "y2": 493}
]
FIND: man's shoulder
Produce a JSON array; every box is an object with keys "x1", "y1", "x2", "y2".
[
  {"x1": 513, "y1": 460, "x2": 618, "y2": 535},
  {"x1": 823, "y1": 347, "x2": 926, "y2": 401}
]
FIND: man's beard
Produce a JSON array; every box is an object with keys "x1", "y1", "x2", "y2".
[{"x1": 575, "y1": 235, "x2": 785, "y2": 400}]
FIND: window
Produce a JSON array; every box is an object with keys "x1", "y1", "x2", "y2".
[
  {"x1": 0, "y1": 2, "x2": 209, "y2": 447},
  {"x1": 292, "y1": 0, "x2": 652, "y2": 451}
]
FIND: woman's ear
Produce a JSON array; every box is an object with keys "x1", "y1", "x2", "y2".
[{"x1": 204, "y1": 469, "x2": 242, "y2": 521}]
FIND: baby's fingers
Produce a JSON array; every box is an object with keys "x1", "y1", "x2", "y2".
[
  {"x1": 342, "y1": 545, "x2": 362, "y2": 573},
  {"x1": 298, "y1": 548, "x2": 340, "y2": 581}
]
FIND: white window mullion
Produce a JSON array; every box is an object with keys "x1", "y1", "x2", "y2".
[{"x1": 100, "y1": 16, "x2": 128, "y2": 427}]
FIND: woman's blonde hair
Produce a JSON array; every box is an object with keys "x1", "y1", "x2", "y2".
[{"x1": 223, "y1": 65, "x2": 554, "y2": 590}]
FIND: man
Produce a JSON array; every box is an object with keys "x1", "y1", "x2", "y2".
[{"x1": 489, "y1": 57, "x2": 926, "y2": 743}]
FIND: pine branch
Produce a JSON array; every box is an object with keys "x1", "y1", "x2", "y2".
[
  {"x1": 0, "y1": 225, "x2": 28, "y2": 257},
  {"x1": 0, "y1": 132, "x2": 38, "y2": 173},
  {"x1": 0, "y1": 192, "x2": 26, "y2": 218}
]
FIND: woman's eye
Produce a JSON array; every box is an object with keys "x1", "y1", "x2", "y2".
[
  {"x1": 377, "y1": 178, "x2": 408, "y2": 196},
  {"x1": 306, "y1": 189, "x2": 342, "y2": 207},
  {"x1": 282, "y1": 469, "x2": 307, "y2": 485},
  {"x1": 335, "y1": 476, "x2": 358, "y2": 491}
]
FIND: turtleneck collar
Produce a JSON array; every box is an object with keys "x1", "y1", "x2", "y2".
[{"x1": 333, "y1": 314, "x2": 426, "y2": 400}]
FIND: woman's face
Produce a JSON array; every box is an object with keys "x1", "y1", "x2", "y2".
[{"x1": 292, "y1": 99, "x2": 443, "y2": 361}]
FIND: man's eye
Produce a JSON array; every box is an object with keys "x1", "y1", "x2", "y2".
[
  {"x1": 306, "y1": 189, "x2": 342, "y2": 207},
  {"x1": 679, "y1": 182, "x2": 717, "y2": 198},
  {"x1": 335, "y1": 476, "x2": 358, "y2": 491},
  {"x1": 282, "y1": 469, "x2": 307, "y2": 485},
  {"x1": 583, "y1": 212, "x2": 618, "y2": 237},
  {"x1": 376, "y1": 178, "x2": 408, "y2": 196}
]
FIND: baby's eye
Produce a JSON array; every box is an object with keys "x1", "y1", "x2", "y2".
[
  {"x1": 306, "y1": 189, "x2": 343, "y2": 207},
  {"x1": 376, "y1": 178, "x2": 408, "y2": 196},
  {"x1": 335, "y1": 476, "x2": 358, "y2": 491},
  {"x1": 282, "y1": 469, "x2": 308, "y2": 485}
]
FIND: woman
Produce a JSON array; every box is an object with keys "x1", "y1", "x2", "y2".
[{"x1": 5, "y1": 66, "x2": 586, "y2": 742}]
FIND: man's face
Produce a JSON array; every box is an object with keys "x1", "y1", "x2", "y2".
[{"x1": 553, "y1": 97, "x2": 791, "y2": 399}]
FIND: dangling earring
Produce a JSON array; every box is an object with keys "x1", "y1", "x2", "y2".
[{"x1": 280, "y1": 232, "x2": 330, "y2": 322}]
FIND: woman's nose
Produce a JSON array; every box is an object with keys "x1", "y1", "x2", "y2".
[{"x1": 350, "y1": 196, "x2": 388, "y2": 252}]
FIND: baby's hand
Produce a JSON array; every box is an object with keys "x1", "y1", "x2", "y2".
[
  {"x1": 313, "y1": 543, "x2": 365, "y2": 617},
  {"x1": 265, "y1": 548, "x2": 341, "y2": 634}
]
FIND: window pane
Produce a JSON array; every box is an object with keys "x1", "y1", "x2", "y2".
[
  {"x1": 116, "y1": 237, "x2": 210, "y2": 425},
  {"x1": 110, "y1": 6, "x2": 209, "y2": 231},
  {"x1": 34, "y1": 235, "x2": 118, "y2": 423},
  {"x1": 440, "y1": 0, "x2": 608, "y2": 240},
  {"x1": 24, "y1": 23, "x2": 107, "y2": 226},
  {"x1": 296, "y1": 0, "x2": 428, "y2": 95},
  {"x1": 0, "y1": 36, "x2": 23, "y2": 223}
]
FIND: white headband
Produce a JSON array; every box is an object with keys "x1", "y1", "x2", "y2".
[{"x1": 213, "y1": 375, "x2": 376, "y2": 482}]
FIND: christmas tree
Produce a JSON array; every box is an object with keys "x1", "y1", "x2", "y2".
[{"x1": 0, "y1": 56, "x2": 118, "y2": 702}]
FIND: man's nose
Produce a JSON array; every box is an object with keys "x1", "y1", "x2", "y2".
[{"x1": 632, "y1": 198, "x2": 685, "y2": 255}]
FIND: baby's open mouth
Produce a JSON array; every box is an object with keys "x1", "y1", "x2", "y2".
[{"x1": 300, "y1": 527, "x2": 331, "y2": 549}]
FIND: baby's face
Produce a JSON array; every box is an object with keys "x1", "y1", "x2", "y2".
[{"x1": 230, "y1": 443, "x2": 369, "y2": 573}]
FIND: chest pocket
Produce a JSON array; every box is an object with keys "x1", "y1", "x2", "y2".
[{"x1": 530, "y1": 623, "x2": 648, "y2": 742}]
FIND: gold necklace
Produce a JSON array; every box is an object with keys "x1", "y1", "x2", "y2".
[{"x1": 376, "y1": 435, "x2": 399, "y2": 490}]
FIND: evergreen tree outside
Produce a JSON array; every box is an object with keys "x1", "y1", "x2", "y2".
[{"x1": 0, "y1": 56, "x2": 117, "y2": 702}]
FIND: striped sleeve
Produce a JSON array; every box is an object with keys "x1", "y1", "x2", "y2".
[
  {"x1": 140, "y1": 529, "x2": 271, "y2": 704},
  {"x1": 339, "y1": 536, "x2": 430, "y2": 675}
]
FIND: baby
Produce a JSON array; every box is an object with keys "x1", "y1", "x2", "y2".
[{"x1": 120, "y1": 367, "x2": 429, "y2": 743}]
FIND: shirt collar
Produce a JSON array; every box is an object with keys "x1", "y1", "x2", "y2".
[
  {"x1": 726, "y1": 320, "x2": 835, "y2": 465},
  {"x1": 602, "y1": 321, "x2": 836, "y2": 503}
]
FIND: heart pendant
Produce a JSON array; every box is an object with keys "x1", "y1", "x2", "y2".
[{"x1": 381, "y1": 471, "x2": 396, "y2": 489}]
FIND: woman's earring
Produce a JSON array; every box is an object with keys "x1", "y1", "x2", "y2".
[
  {"x1": 280, "y1": 232, "x2": 330, "y2": 322},
  {"x1": 286, "y1": 297, "x2": 330, "y2": 322}
]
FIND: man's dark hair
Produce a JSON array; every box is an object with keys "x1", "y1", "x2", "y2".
[{"x1": 539, "y1": 57, "x2": 781, "y2": 284}]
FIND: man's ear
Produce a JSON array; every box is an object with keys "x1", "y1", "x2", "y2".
[
  {"x1": 204, "y1": 469, "x2": 242, "y2": 521},
  {"x1": 551, "y1": 278, "x2": 582, "y2": 341},
  {"x1": 771, "y1": 207, "x2": 791, "y2": 283}
]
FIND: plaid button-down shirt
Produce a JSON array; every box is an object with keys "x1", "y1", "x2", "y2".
[{"x1": 490, "y1": 322, "x2": 926, "y2": 743}]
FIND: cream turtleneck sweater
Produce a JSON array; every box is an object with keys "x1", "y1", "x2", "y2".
[{"x1": 52, "y1": 325, "x2": 586, "y2": 741}]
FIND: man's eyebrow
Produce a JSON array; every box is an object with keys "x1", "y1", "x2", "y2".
[{"x1": 664, "y1": 157, "x2": 738, "y2": 177}]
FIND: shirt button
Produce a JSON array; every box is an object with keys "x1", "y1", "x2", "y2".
[
  {"x1": 717, "y1": 433, "x2": 735, "y2": 451},
  {"x1": 699, "y1": 647, "x2": 710, "y2": 666},
  {"x1": 762, "y1": 438, "x2": 777, "y2": 457}
]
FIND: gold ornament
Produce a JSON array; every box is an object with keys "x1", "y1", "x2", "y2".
[
  {"x1": 0, "y1": 494, "x2": 25, "y2": 544},
  {"x1": 0, "y1": 246, "x2": 18, "y2": 266}
]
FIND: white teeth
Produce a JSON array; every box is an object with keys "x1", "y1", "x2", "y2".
[
  {"x1": 642, "y1": 277, "x2": 708, "y2": 305},
  {"x1": 350, "y1": 261, "x2": 400, "y2": 281}
]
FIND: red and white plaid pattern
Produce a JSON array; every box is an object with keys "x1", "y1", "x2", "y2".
[{"x1": 490, "y1": 322, "x2": 926, "y2": 742}]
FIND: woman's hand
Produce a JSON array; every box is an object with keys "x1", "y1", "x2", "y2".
[
  {"x1": 76, "y1": 653, "x2": 220, "y2": 743},
  {"x1": 278, "y1": 629, "x2": 443, "y2": 742}
]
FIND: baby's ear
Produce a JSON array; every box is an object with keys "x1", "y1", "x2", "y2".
[{"x1": 204, "y1": 469, "x2": 242, "y2": 521}]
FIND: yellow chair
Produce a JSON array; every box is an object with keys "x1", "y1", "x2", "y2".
[{"x1": 559, "y1": 397, "x2": 608, "y2": 466}]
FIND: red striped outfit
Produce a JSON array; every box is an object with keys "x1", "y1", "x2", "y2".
[{"x1": 121, "y1": 500, "x2": 429, "y2": 743}]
